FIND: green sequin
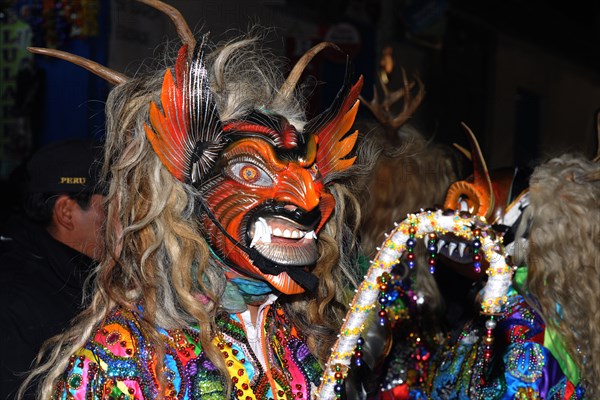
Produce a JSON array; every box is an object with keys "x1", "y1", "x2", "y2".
[{"x1": 67, "y1": 373, "x2": 82, "y2": 389}]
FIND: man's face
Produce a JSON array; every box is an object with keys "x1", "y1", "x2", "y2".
[{"x1": 72, "y1": 194, "x2": 106, "y2": 260}]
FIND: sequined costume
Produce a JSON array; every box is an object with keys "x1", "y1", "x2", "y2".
[
  {"x1": 51, "y1": 301, "x2": 321, "y2": 400},
  {"x1": 423, "y1": 267, "x2": 585, "y2": 399}
]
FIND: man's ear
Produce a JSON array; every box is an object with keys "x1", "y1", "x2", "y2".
[{"x1": 52, "y1": 195, "x2": 75, "y2": 231}]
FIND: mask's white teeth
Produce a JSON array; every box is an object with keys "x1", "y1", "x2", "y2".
[
  {"x1": 250, "y1": 217, "x2": 271, "y2": 248},
  {"x1": 256, "y1": 218, "x2": 311, "y2": 241},
  {"x1": 305, "y1": 230, "x2": 317, "y2": 240},
  {"x1": 458, "y1": 242, "x2": 467, "y2": 257},
  {"x1": 448, "y1": 241, "x2": 457, "y2": 256},
  {"x1": 437, "y1": 239, "x2": 446, "y2": 253}
]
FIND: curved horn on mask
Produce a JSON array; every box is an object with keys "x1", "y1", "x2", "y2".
[
  {"x1": 461, "y1": 122, "x2": 495, "y2": 220},
  {"x1": 273, "y1": 42, "x2": 340, "y2": 106},
  {"x1": 135, "y1": 0, "x2": 196, "y2": 58},
  {"x1": 27, "y1": 0, "x2": 196, "y2": 84},
  {"x1": 27, "y1": 47, "x2": 129, "y2": 85}
]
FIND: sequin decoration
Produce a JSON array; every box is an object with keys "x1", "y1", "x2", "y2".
[
  {"x1": 506, "y1": 343, "x2": 545, "y2": 383},
  {"x1": 419, "y1": 276, "x2": 587, "y2": 399},
  {"x1": 51, "y1": 303, "x2": 321, "y2": 399}
]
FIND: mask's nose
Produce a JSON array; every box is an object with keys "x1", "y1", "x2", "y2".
[{"x1": 275, "y1": 166, "x2": 322, "y2": 213}]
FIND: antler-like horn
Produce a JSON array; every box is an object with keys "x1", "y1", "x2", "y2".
[
  {"x1": 461, "y1": 122, "x2": 495, "y2": 220},
  {"x1": 274, "y1": 42, "x2": 340, "y2": 105},
  {"x1": 27, "y1": 47, "x2": 129, "y2": 85},
  {"x1": 361, "y1": 66, "x2": 425, "y2": 130},
  {"x1": 136, "y1": 0, "x2": 196, "y2": 55},
  {"x1": 27, "y1": 0, "x2": 197, "y2": 84}
]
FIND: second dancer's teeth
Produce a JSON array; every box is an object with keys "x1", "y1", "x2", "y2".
[
  {"x1": 448, "y1": 242, "x2": 457, "y2": 256},
  {"x1": 437, "y1": 239, "x2": 446, "y2": 253},
  {"x1": 458, "y1": 242, "x2": 466, "y2": 257}
]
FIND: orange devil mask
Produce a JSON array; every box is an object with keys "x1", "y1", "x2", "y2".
[
  {"x1": 144, "y1": 41, "x2": 363, "y2": 295},
  {"x1": 443, "y1": 123, "x2": 528, "y2": 225},
  {"x1": 438, "y1": 123, "x2": 530, "y2": 277}
]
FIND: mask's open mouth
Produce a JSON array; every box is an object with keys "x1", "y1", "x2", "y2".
[
  {"x1": 435, "y1": 233, "x2": 476, "y2": 264},
  {"x1": 246, "y1": 205, "x2": 320, "y2": 267}
]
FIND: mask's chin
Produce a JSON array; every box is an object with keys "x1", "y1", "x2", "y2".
[
  {"x1": 231, "y1": 248, "x2": 313, "y2": 295},
  {"x1": 263, "y1": 271, "x2": 306, "y2": 295}
]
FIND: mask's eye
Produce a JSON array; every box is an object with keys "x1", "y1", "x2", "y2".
[
  {"x1": 227, "y1": 162, "x2": 274, "y2": 187},
  {"x1": 309, "y1": 163, "x2": 320, "y2": 180}
]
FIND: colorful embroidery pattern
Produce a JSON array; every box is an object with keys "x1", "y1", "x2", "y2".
[
  {"x1": 51, "y1": 304, "x2": 321, "y2": 399},
  {"x1": 422, "y1": 283, "x2": 586, "y2": 399}
]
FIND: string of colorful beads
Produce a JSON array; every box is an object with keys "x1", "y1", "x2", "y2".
[
  {"x1": 472, "y1": 227, "x2": 482, "y2": 273},
  {"x1": 406, "y1": 223, "x2": 417, "y2": 269},
  {"x1": 483, "y1": 316, "x2": 496, "y2": 363},
  {"x1": 377, "y1": 272, "x2": 391, "y2": 326},
  {"x1": 333, "y1": 364, "x2": 344, "y2": 398},
  {"x1": 316, "y1": 210, "x2": 512, "y2": 400},
  {"x1": 427, "y1": 232, "x2": 437, "y2": 273},
  {"x1": 354, "y1": 337, "x2": 365, "y2": 367}
]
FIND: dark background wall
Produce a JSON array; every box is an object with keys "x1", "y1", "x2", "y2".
[
  {"x1": 107, "y1": 0, "x2": 600, "y2": 169},
  {"x1": 1, "y1": 0, "x2": 109, "y2": 179},
  {"x1": 1, "y1": 0, "x2": 599, "y2": 180}
]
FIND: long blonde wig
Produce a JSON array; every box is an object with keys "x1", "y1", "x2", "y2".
[
  {"x1": 525, "y1": 153, "x2": 600, "y2": 396},
  {"x1": 22, "y1": 34, "x2": 367, "y2": 399}
]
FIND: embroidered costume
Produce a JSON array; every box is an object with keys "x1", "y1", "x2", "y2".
[
  {"x1": 426, "y1": 267, "x2": 585, "y2": 399},
  {"x1": 52, "y1": 303, "x2": 321, "y2": 400},
  {"x1": 421, "y1": 144, "x2": 599, "y2": 399}
]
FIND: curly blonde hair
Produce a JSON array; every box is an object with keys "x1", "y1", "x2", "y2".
[
  {"x1": 21, "y1": 35, "x2": 367, "y2": 399},
  {"x1": 526, "y1": 153, "x2": 600, "y2": 396}
]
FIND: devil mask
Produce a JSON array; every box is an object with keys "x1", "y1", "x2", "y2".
[{"x1": 144, "y1": 40, "x2": 363, "y2": 295}]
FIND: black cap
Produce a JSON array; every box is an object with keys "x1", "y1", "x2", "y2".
[{"x1": 26, "y1": 139, "x2": 104, "y2": 195}]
